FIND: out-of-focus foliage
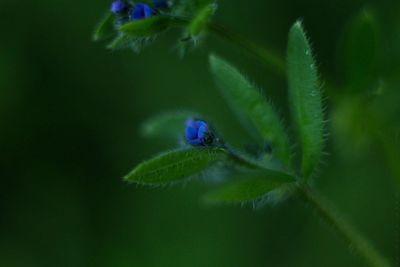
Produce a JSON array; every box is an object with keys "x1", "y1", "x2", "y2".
[
  {"x1": 204, "y1": 171, "x2": 295, "y2": 204},
  {"x1": 341, "y1": 8, "x2": 379, "y2": 94},
  {"x1": 141, "y1": 111, "x2": 198, "y2": 141}
]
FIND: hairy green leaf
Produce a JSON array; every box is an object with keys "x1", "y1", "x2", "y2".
[
  {"x1": 119, "y1": 16, "x2": 171, "y2": 37},
  {"x1": 124, "y1": 148, "x2": 227, "y2": 185},
  {"x1": 209, "y1": 54, "x2": 291, "y2": 165},
  {"x1": 141, "y1": 111, "x2": 198, "y2": 140},
  {"x1": 287, "y1": 21, "x2": 324, "y2": 178},
  {"x1": 342, "y1": 8, "x2": 379, "y2": 93},
  {"x1": 189, "y1": 3, "x2": 216, "y2": 36},
  {"x1": 93, "y1": 13, "x2": 115, "y2": 41},
  {"x1": 204, "y1": 172, "x2": 294, "y2": 204}
]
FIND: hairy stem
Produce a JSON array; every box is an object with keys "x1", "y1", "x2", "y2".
[
  {"x1": 206, "y1": 23, "x2": 389, "y2": 265},
  {"x1": 171, "y1": 15, "x2": 389, "y2": 266},
  {"x1": 227, "y1": 148, "x2": 391, "y2": 266},
  {"x1": 298, "y1": 184, "x2": 392, "y2": 267}
]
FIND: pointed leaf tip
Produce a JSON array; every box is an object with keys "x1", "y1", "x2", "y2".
[
  {"x1": 124, "y1": 148, "x2": 227, "y2": 185},
  {"x1": 93, "y1": 13, "x2": 115, "y2": 41},
  {"x1": 119, "y1": 16, "x2": 171, "y2": 37},
  {"x1": 189, "y1": 3, "x2": 217, "y2": 37},
  {"x1": 287, "y1": 21, "x2": 324, "y2": 179}
]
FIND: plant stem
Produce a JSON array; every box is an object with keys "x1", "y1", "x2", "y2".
[
  {"x1": 211, "y1": 23, "x2": 391, "y2": 266},
  {"x1": 206, "y1": 22, "x2": 286, "y2": 76},
  {"x1": 169, "y1": 16, "x2": 341, "y2": 99},
  {"x1": 169, "y1": 16, "x2": 285, "y2": 76},
  {"x1": 171, "y1": 15, "x2": 390, "y2": 266},
  {"x1": 297, "y1": 184, "x2": 392, "y2": 267}
]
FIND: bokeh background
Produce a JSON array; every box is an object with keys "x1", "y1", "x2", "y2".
[{"x1": 1, "y1": 0, "x2": 399, "y2": 266}]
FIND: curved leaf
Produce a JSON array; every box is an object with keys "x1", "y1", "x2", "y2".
[
  {"x1": 209, "y1": 55, "x2": 291, "y2": 165},
  {"x1": 173, "y1": 0, "x2": 215, "y2": 17},
  {"x1": 287, "y1": 21, "x2": 324, "y2": 178},
  {"x1": 119, "y1": 16, "x2": 171, "y2": 37},
  {"x1": 227, "y1": 150, "x2": 295, "y2": 182},
  {"x1": 107, "y1": 34, "x2": 131, "y2": 50},
  {"x1": 93, "y1": 13, "x2": 115, "y2": 41},
  {"x1": 124, "y1": 148, "x2": 227, "y2": 185},
  {"x1": 204, "y1": 172, "x2": 294, "y2": 204},
  {"x1": 189, "y1": 3, "x2": 217, "y2": 36}
]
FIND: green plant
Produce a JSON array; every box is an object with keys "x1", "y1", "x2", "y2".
[{"x1": 93, "y1": 1, "x2": 394, "y2": 266}]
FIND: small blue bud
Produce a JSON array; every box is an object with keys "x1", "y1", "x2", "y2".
[
  {"x1": 130, "y1": 3, "x2": 153, "y2": 20},
  {"x1": 185, "y1": 118, "x2": 213, "y2": 146},
  {"x1": 111, "y1": 0, "x2": 128, "y2": 14},
  {"x1": 154, "y1": 0, "x2": 169, "y2": 9}
]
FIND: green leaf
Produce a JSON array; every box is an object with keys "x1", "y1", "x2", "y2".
[
  {"x1": 228, "y1": 151, "x2": 295, "y2": 182},
  {"x1": 119, "y1": 16, "x2": 171, "y2": 37},
  {"x1": 209, "y1": 54, "x2": 291, "y2": 165},
  {"x1": 93, "y1": 13, "x2": 115, "y2": 41},
  {"x1": 107, "y1": 34, "x2": 131, "y2": 50},
  {"x1": 204, "y1": 172, "x2": 294, "y2": 204},
  {"x1": 141, "y1": 111, "x2": 198, "y2": 140},
  {"x1": 287, "y1": 21, "x2": 324, "y2": 178},
  {"x1": 342, "y1": 8, "x2": 379, "y2": 93},
  {"x1": 189, "y1": 3, "x2": 216, "y2": 37},
  {"x1": 124, "y1": 148, "x2": 227, "y2": 185},
  {"x1": 173, "y1": 0, "x2": 214, "y2": 17}
]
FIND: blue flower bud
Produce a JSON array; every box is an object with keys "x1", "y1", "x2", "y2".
[
  {"x1": 130, "y1": 3, "x2": 153, "y2": 20},
  {"x1": 111, "y1": 0, "x2": 129, "y2": 14},
  {"x1": 185, "y1": 118, "x2": 214, "y2": 146},
  {"x1": 154, "y1": 0, "x2": 169, "y2": 9}
]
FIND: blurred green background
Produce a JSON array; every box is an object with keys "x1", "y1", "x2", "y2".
[{"x1": 1, "y1": 0, "x2": 399, "y2": 266}]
